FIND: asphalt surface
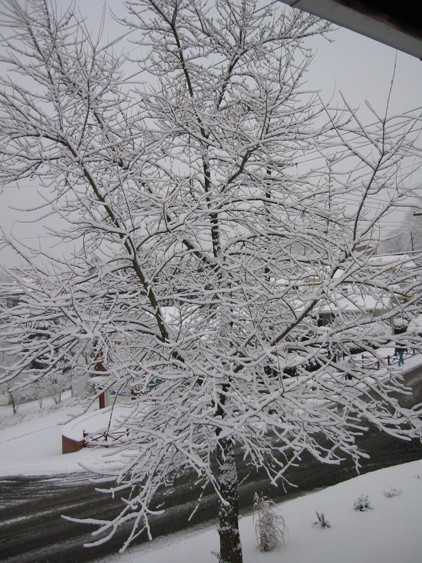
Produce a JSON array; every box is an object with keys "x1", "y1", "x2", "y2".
[{"x1": 1, "y1": 366, "x2": 421, "y2": 562}]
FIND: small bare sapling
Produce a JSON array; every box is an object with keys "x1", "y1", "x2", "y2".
[
  {"x1": 253, "y1": 493, "x2": 287, "y2": 552},
  {"x1": 313, "y1": 511, "x2": 331, "y2": 528}
]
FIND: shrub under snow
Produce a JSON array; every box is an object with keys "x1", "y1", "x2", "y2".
[
  {"x1": 253, "y1": 493, "x2": 287, "y2": 552},
  {"x1": 353, "y1": 495, "x2": 372, "y2": 512}
]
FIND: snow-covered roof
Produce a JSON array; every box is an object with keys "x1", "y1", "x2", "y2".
[
  {"x1": 368, "y1": 254, "x2": 417, "y2": 268},
  {"x1": 318, "y1": 293, "x2": 390, "y2": 314},
  {"x1": 0, "y1": 284, "x2": 23, "y2": 299}
]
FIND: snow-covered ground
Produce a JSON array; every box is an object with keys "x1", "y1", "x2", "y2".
[
  {"x1": 0, "y1": 354, "x2": 421, "y2": 562},
  {"x1": 0, "y1": 394, "x2": 111, "y2": 475},
  {"x1": 101, "y1": 459, "x2": 422, "y2": 563}
]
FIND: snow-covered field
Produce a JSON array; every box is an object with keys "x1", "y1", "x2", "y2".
[{"x1": 0, "y1": 357, "x2": 421, "y2": 562}]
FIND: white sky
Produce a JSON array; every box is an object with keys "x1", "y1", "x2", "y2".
[{"x1": 0, "y1": 0, "x2": 421, "y2": 268}]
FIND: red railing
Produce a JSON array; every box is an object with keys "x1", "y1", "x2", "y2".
[
  {"x1": 361, "y1": 349, "x2": 415, "y2": 370},
  {"x1": 360, "y1": 356, "x2": 380, "y2": 370},
  {"x1": 82, "y1": 428, "x2": 130, "y2": 447}
]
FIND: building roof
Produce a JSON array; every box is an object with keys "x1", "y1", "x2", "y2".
[{"x1": 280, "y1": 0, "x2": 422, "y2": 59}]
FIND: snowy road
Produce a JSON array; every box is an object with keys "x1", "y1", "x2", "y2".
[
  {"x1": 1, "y1": 435, "x2": 421, "y2": 562},
  {"x1": 1, "y1": 366, "x2": 421, "y2": 562}
]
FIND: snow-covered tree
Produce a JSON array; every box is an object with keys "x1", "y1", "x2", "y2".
[
  {"x1": 379, "y1": 209, "x2": 422, "y2": 255},
  {"x1": 0, "y1": 1, "x2": 422, "y2": 561},
  {"x1": 0, "y1": 270, "x2": 85, "y2": 409}
]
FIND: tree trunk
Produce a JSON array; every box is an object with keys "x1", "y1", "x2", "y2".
[{"x1": 217, "y1": 437, "x2": 243, "y2": 563}]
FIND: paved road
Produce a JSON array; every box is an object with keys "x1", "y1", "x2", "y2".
[{"x1": 1, "y1": 366, "x2": 421, "y2": 562}]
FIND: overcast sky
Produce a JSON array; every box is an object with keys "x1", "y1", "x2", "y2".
[{"x1": 1, "y1": 0, "x2": 421, "y2": 268}]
